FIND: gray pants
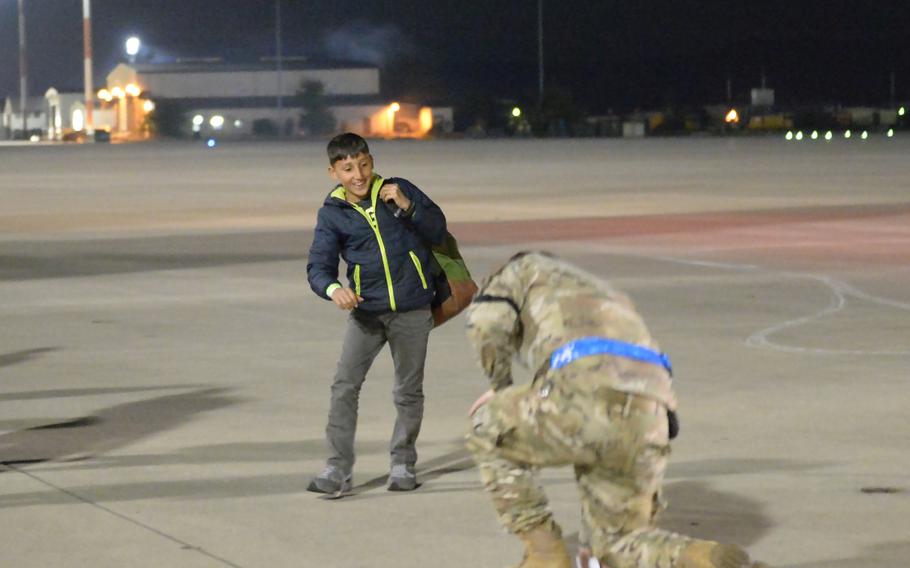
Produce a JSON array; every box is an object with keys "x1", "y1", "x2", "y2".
[{"x1": 325, "y1": 307, "x2": 434, "y2": 474}]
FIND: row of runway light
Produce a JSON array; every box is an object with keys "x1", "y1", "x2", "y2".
[{"x1": 785, "y1": 129, "x2": 896, "y2": 141}]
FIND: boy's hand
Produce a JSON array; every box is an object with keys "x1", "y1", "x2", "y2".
[
  {"x1": 379, "y1": 183, "x2": 412, "y2": 212},
  {"x1": 331, "y1": 287, "x2": 363, "y2": 310}
]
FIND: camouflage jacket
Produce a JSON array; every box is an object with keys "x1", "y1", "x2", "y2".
[{"x1": 465, "y1": 253, "x2": 677, "y2": 409}]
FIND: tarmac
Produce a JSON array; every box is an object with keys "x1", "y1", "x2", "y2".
[{"x1": 1, "y1": 137, "x2": 908, "y2": 567}]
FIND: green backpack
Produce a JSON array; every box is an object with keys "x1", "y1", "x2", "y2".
[{"x1": 429, "y1": 232, "x2": 477, "y2": 327}]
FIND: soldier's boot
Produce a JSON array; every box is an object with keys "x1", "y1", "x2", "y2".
[
  {"x1": 678, "y1": 540, "x2": 771, "y2": 568},
  {"x1": 512, "y1": 518, "x2": 572, "y2": 568}
]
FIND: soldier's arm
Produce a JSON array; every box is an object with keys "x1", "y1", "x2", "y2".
[
  {"x1": 465, "y1": 300, "x2": 520, "y2": 391},
  {"x1": 465, "y1": 258, "x2": 527, "y2": 390},
  {"x1": 467, "y1": 284, "x2": 521, "y2": 391}
]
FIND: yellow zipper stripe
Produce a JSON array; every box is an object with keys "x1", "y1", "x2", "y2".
[
  {"x1": 332, "y1": 176, "x2": 397, "y2": 311},
  {"x1": 409, "y1": 251, "x2": 428, "y2": 289},
  {"x1": 353, "y1": 264, "x2": 361, "y2": 296}
]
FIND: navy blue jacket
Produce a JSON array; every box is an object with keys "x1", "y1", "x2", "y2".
[{"x1": 307, "y1": 176, "x2": 448, "y2": 313}]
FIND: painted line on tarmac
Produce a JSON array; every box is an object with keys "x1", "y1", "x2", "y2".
[
  {"x1": 547, "y1": 241, "x2": 910, "y2": 356},
  {"x1": 744, "y1": 274, "x2": 910, "y2": 355},
  {"x1": 1, "y1": 463, "x2": 247, "y2": 568},
  {"x1": 643, "y1": 253, "x2": 910, "y2": 356}
]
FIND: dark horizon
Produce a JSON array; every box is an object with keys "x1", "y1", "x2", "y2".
[{"x1": 2, "y1": 1, "x2": 909, "y2": 113}]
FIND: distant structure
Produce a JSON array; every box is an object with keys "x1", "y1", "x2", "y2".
[
  {"x1": 3, "y1": 58, "x2": 453, "y2": 142},
  {"x1": 750, "y1": 87, "x2": 775, "y2": 108},
  {"x1": 44, "y1": 88, "x2": 114, "y2": 141},
  {"x1": 1, "y1": 96, "x2": 44, "y2": 140},
  {"x1": 2, "y1": 90, "x2": 115, "y2": 141},
  {"x1": 99, "y1": 59, "x2": 452, "y2": 139}
]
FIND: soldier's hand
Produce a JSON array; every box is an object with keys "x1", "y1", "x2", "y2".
[
  {"x1": 468, "y1": 389, "x2": 495, "y2": 416},
  {"x1": 379, "y1": 183, "x2": 412, "y2": 212},
  {"x1": 577, "y1": 546, "x2": 601, "y2": 568},
  {"x1": 331, "y1": 287, "x2": 363, "y2": 310}
]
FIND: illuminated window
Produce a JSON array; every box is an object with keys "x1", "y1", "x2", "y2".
[{"x1": 72, "y1": 109, "x2": 85, "y2": 132}]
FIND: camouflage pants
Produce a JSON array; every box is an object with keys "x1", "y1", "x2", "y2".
[{"x1": 465, "y1": 373, "x2": 693, "y2": 568}]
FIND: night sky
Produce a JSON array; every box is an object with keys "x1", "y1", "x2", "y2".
[{"x1": 2, "y1": 0, "x2": 910, "y2": 113}]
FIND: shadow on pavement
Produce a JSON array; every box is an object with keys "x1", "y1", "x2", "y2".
[
  {"x1": 667, "y1": 458, "x2": 831, "y2": 479},
  {"x1": 786, "y1": 540, "x2": 910, "y2": 568},
  {"x1": 0, "y1": 347, "x2": 59, "y2": 369},
  {"x1": 660, "y1": 480, "x2": 773, "y2": 546},
  {"x1": 0, "y1": 388, "x2": 240, "y2": 465},
  {"x1": 21, "y1": 438, "x2": 394, "y2": 473},
  {"x1": 0, "y1": 472, "x2": 312, "y2": 508},
  {"x1": 0, "y1": 384, "x2": 211, "y2": 402},
  {"x1": 0, "y1": 230, "x2": 312, "y2": 281}
]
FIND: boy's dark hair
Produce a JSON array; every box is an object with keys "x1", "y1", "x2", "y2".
[{"x1": 327, "y1": 132, "x2": 370, "y2": 164}]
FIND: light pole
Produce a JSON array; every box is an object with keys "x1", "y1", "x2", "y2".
[
  {"x1": 537, "y1": 0, "x2": 544, "y2": 109},
  {"x1": 275, "y1": 0, "x2": 284, "y2": 135},
  {"x1": 83, "y1": 0, "x2": 94, "y2": 136},
  {"x1": 18, "y1": 0, "x2": 27, "y2": 139}
]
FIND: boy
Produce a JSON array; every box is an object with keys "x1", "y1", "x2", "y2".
[{"x1": 306, "y1": 133, "x2": 447, "y2": 493}]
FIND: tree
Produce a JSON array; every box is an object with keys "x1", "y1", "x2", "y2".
[
  {"x1": 297, "y1": 80, "x2": 336, "y2": 137},
  {"x1": 530, "y1": 86, "x2": 585, "y2": 137},
  {"x1": 252, "y1": 119, "x2": 279, "y2": 137},
  {"x1": 147, "y1": 98, "x2": 186, "y2": 138}
]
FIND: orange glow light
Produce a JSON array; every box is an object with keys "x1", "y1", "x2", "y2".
[
  {"x1": 419, "y1": 107, "x2": 433, "y2": 134},
  {"x1": 725, "y1": 109, "x2": 740, "y2": 124}
]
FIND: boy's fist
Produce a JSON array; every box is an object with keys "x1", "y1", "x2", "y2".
[
  {"x1": 379, "y1": 183, "x2": 412, "y2": 212},
  {"x1": 331, "y1": 287, "x2": 363, "y2": 310}
]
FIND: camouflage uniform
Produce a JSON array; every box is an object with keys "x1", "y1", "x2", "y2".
[{"x1": 464, "y1": 252, "x2": 694, "y2": 568}]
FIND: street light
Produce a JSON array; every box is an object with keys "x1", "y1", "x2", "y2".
[{"x1": 125, "y1": 36, "x2": 141, "y2": 63}]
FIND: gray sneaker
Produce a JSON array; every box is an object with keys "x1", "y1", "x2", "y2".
[
  {"x1": 307, "y1": 466, "x2": 352, "y2": 494},
  {"x1": 388, "y1": 463, "x2": 418, "y2": 491}
]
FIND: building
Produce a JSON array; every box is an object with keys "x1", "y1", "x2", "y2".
[
  {"x1": 44, "y1": 88, "x2": 116, "y2": 141},
  {"x1": 2, "y1": 90, "x2": 117, "y2": 141},
  {"x1": 101, "y1": 59, "x2": 452, "y2": 139},
  {"x1": 1, "y1": 96, "x2": 46, "y2": 140},
  {"x1": 44, "y1": 88, "x2": 87, "y2": 140}
]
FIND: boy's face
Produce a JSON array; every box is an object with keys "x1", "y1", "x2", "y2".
[{"x1": 329, "y1": 152, "x2": 374, "y2": 202}]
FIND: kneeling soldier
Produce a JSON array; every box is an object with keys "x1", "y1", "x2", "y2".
[{"x1": 464, "y1": 252, "x2": 769, "y2": 568}]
